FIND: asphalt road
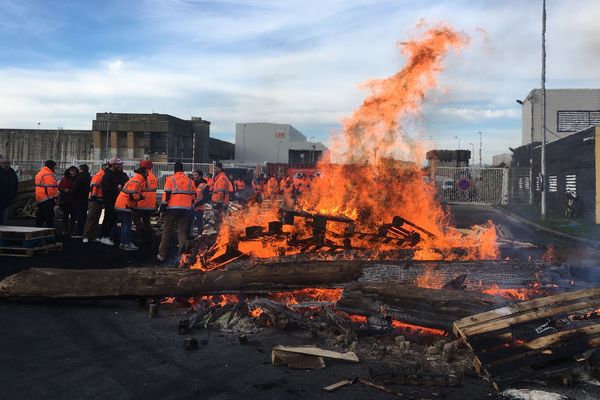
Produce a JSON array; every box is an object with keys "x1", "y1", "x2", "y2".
[{"x1": 1, "y1": 207, "x2": 599, "y2": 400}]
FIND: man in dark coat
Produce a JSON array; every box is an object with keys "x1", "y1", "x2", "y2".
[
  {"x1": 99, "y1": 158, "x2": 129, "y2": 246},
  {"x1": 72, "y1": 164, "x2": 91, "y2": 238},
  {"x1": 0, "y1": 154, "x2": 18, "y2": 225}
]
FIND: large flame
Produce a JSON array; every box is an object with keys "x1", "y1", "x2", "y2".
[{"x1": 192, "y1": 22, "x2": 499, "y2": 269}]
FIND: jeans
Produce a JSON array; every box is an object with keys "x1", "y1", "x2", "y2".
[
  {"x1": 187, "y1": 210, "x2": 204, "y2": 236},
  {"x1": 101, "y1": 201, "x2": 117, "y2": 238},
  {"x1": 118, "y1": 211, "x2": 132, "y2": 245},
  {"x1": 133, "y1": 210, "x2": 153, "y2": 243},
  {"x1": 0, "y1": 205, "x2": 9, "y2": 225}
]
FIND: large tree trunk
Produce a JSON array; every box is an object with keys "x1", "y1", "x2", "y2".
[
  {"x1": 0, "y1": 259, "x2": 567, "y2": 300},
  {"x1": 337, "y1": 282, "x2": 510, "y2": 331},
  {"x1": 0, "y1": 261, "x2": 364, "y2": 299}
]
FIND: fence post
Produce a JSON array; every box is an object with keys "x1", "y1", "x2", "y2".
[{"x1": 501, "y1": 168, "x2": 509, "y2": 205}]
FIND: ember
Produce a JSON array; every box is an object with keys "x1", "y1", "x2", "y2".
[{"x1": 391, "y1": 320, "x2": 447, "y2": 337}]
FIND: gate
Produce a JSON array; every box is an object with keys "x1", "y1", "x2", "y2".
[{"x1": 433, "y1": 166, "x2": 508, "y2": 205}]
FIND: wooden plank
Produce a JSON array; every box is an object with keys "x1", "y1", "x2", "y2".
[
  {"x1": 271, "y1": 349, "x2": 325, "y2": 369},
  {"x1": 458, "y1": 299, "x2": 600, "y2": 336},
  {"x1": 322, "y1": 379, "x2": 353, "y2": 392},
  {"x1": 271, "y1": 345, "x2": 359, "y2": 362},
  {"x1": 454, "y1": 288, "x2": 600, "y2": 333}
]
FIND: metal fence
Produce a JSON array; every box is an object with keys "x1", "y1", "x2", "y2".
[
  {"x1": 10, "y1": 159, "x2": 266, "y2": 192},
  {"x1": 433, "y1": 166, "x2": 508, "y2": 205}
]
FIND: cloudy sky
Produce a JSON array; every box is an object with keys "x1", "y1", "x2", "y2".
[{"x1": 2, "y1": 0, "x2": 600, "y2": 163}]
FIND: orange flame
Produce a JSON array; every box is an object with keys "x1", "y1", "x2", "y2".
[
  {"x1": 269, "y1": 288, "x2": 344, "y2": 306},
  {"x1": 482, "y1": 284, "x2": 542, "y2": 301},
  {"x1": 391, "y1": 319, "x2": 447, "y2": 336},
  {"x1": 249, "y1": 307, "x2": 264, "y2": 318},
  {"x1": 188, "y1": 22, "x2": 498, "y2": 269}
]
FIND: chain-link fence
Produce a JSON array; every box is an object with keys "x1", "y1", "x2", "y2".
[{"x1": 433, "y1": 166, "x2": 508, "y2": 205}]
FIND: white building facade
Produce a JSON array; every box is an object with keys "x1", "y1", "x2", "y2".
[
  {"x1": 519, "y1": 88, "x2": 600, "y2": 145},
  {"x1": 235, "y1": 123, "x2": 328, "y2": 164}
]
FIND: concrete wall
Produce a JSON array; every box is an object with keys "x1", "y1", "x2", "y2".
[
  {"x1": 0, "y1": 129, "x2": 93, "y2": 161},
  {"x1": 521, "y1": 89, "x2": 600, "y2": 145}
]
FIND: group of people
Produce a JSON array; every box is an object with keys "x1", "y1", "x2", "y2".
[
  {"x1": 31, "y1": 158, "x2": 233, "y2": 261},
  {"x1": 250, "y1": 172, "x2": 316, "y2": 207}
]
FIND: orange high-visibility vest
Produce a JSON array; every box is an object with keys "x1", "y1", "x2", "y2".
[
  {"x1": 206, "y1": 176, "x2": 214, "y2": 191},
  {"x1": 35, "y1": 166, "x2": 58, "y2": 203},
  {"x1": 234, "y1": 179, "x2": 245, "y2": 191},
  {"x1": 194, "y1": 181, "x2": 207, "y2": 211},
  {"x1": 211, "y1": 171, "x2": 230, "y2": 206},
  {"x1": 135, "y1": 170, "x2": 158, "y2": 211},
  {"x1": 88, "y1": 169, "x2": 105, "y2": 201},
  {"x1": 162, "y1": 171, "x2": 195, "y2": 211},
  {"x1": 114, "y1": 173, "x2": 146, "y2": 213}
]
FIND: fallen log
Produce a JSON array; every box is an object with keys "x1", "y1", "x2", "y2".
[
  {"x1": 0, "y1": 261, "x2": 363, "y2": 299},
  {"x1": 337, "y1": 282, "x2": 510, "y2": 331}
]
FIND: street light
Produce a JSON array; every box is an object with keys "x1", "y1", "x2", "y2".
[
  {"x1": 478, "y1": 131, "x2": 482, "y2": 167},
  {"x1": 454, "y1": 136, "x2": 461, "y2": 150},
  {"x1": 468, "y1": 143, "x2": 475, "y2": 165}
]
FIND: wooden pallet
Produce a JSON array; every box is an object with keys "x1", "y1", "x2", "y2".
[
  {"x1": 0, "y1": 236, "x2": 58, "y2": 248},
  {"x1": 0, "y1": 242, "x2": 63, "y2": 257},
  {"x1": 453, "y1": 288, "x2": 600, "y2": 391},
  {"x1": 0, "y1": 226, "x2": 55, "y2": 241}
]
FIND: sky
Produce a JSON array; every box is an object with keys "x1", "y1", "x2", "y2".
[{"x1": 2, "y1": 0, "x2": 600, "y2": 164}]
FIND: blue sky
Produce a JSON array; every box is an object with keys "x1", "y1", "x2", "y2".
[{"x1": 2, "y1": 0, "x2": 600, "y2": 163}]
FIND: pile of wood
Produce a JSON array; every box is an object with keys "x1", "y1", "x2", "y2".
[{"x1": 453, "y1": 288, "x2": 600, "y2": 390}]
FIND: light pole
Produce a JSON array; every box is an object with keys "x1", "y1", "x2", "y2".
[
  {"x1": 454, "y1": 136, "x2": 461, "y2": 150},
  {"x1": 468, "y1": 143, "x2": 475, "y2": 165},
  {"x1": 105, "y1": 112, "x2": 111, "y2": 160},
  {"x1": 540, "y1": 0, "x2": 547, "y2": 221},
  {"x1": 478, "y1": 131, "x2": 482, "y2": 167}
]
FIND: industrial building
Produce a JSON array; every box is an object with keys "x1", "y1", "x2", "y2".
[
  {"x1": 518, "y1": 88, "x2": 600, "y2": 145},
  {"x1": 1, "y1": 113, "x2": 234, "y2": 163},
  {"x1": 235, "y1": 123, "x2": 328, "y2": 164},
  {"x1": 91, "y1": 113, "x2": 227, "y2": 162},
  {"x1": 510, "y1": 126, "x2": 600, "y2": 223},
  {"x1": 0, "y1": 128, "x2": 93, "y2": 162}
]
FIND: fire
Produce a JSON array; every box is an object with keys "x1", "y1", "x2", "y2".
[
  {"x1": 348, "y1": 314, "x2": 368, "y2": 324},
  {"x1": 269, "y1": 288, "x2": 344, "y2": 306},
  {"x1": 188, "y1": 22, "x2": 499, "y2": 270},
  {"x1": 482, "y1": 284, "x2": 542, "y2": 301},
  {"x1": 391, "y1": 319, "x2": 447, "y2": 336},
  {"x1": 249, "y1": 307, "x2": 264, "y2": 318},
  {"x1": 196, "y1": 294, "x2": 239, "y2": 308}
]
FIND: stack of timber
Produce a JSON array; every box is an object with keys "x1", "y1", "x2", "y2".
[
  {"x1": 453, "y1": 288, "x2": 600, "y2": 391},
  {"x1": 0, "y1": 226, "x2": 61, "y2": 257}
]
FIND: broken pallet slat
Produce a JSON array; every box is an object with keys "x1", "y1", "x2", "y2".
[
  {"x1": 0, "y1": 226, "x2": 55, "y2": 240},
  {"x1": 454, "y1": 288, "x2": 600, "y2": 391},
  {"x1": 322, "y1": 379, "x2": 353, "y2": 392},
  {"x1": 272, "y1": 345, "x2": 359, "y2": 362},
  {"x1": 271, "y1": 349, "x2": 325, "y2": 369}
]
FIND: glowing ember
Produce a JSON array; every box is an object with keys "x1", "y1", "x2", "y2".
[
  {"x1": 249, "y1": 307, "x2": 264, "y2": 318},
  {"x1": 482, "y1": 284, "x2": 543, "y2": 301},
  {"x1": 196, "y1": 294, "x2": 239, "y2": 308},
  {"x1": 348, "y1": 315, "x2": 368, "y2": 324},
  {"x1": 269, "y1": 288, "x2": 344, "y2": 306},
  {"x1": 391, "y1": 319, "x2": 447, "y2": 336}
]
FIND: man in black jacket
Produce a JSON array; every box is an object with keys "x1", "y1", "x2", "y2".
[
  {"x1": 0, "y1": 154, "x2": 18, "y2": 225},
  {"x1": 72, "y1": 164, "x2": 91, "y2": 238},
  {"x1": 99, "y1": 158, "x2": 129, "y2": 246}
]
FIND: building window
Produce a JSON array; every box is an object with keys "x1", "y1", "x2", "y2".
[
  {"x1": 518, "y1": 177, "x2": 523, "y2": 190},
  {"x1": 565, "y1": 174, "x2": 576, "y2": 195},
  {"x1": 557, "y1": 110, "x2": 600, "y2": 132},
  {"x1": 548, "y1": 175, "x2": 558, "y2": 192},
  {"x1": 524, "y1": 176, "x2": 530, "y2": 190},
  {"x1": 536, "y1": 175, "x2": 541, "y2": 191}
]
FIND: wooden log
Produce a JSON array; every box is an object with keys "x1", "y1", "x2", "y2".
[
  {"x1": 0, "y1": 262, "x2": 363, "y2": 299},
  {"x1": 337, "y1": 282, "x2": 509, "y2": 331}
]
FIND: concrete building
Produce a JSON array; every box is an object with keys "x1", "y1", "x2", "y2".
[
  {"x1": 0, "y1": 128, "x2": 93, "y2": 162},
  {"x1": 235, "y1": 123, "x2": 328, "y2": 164},
  {"x1": 492, "y1": 153, "x2": 512, "y2": 167},
  {"x1": 91, "y1": 113, "x2": 215, "y2": 162},
  {"x1": 426, "y1": 149, "x2": 471, "y2": 169},
  {"x1": 518, "y1": 89, "x2": 600, "y2": 145},
  {"x1": 510, "y1": 126, "x2": 600, "y2": 223}
]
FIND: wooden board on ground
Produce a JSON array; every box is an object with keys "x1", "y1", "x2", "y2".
[
  {"x1": 453, "y1": 288, "x2": 600, "y2": 391},
  {"x1": 272, "y1": 345, "x2": 359, "y2": 362},
  {"x1": 271, "y1": 348, "x2": 325, "y2": 369},
  {"x1": 0, "y1": 226, "x2": 55, "y2": 241}
]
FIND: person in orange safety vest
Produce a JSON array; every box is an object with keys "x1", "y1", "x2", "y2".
[
  {"x1": 189, "y1": 169, "x2": 209, "y2": 235},
  {"x1": 132, "y1": 160, "x2": 158, "y2": 244},
  {"x1": 35, "y1": 160, "x2": 58, "y2": 228},
  {"x1": 211, "y1": 162, "x2": 231, "y2": 230},
  {"x1": 82, "y1": 163, "x2": 108, "y2": 243},
  {"x1": 114, "y1": 167, "x2": 147, "y2": 250},
  {"x1": 157, "y1": 161, "x2": 196, "y2": 261}
]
